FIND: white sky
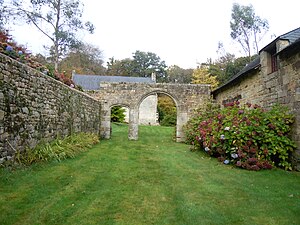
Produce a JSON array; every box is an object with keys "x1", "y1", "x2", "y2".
[{"x1": 8, "y1": 0, "x2": 300, "y2": 69}]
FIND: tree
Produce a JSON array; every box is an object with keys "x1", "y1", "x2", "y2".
[
  {"x1": 191, "y1": 65, "x2": 219, "y2": 89},
  {"x1": 105, "y1": 51, "x2": 167, "y2": 80},
  {"x1": 205, "y1": 54, "x2": 257, "y2": 86},
  {"x1": 157, "y1": 94, "x2": 176, "y2": 127},
  {"x1": 166, "y1": 65, "x2": 193, "y2": 83},
  {"x1": 111, "y1": 106, "x2": 126, "y2": 123},
  {"x1": 0, "y1": 0, "x2": 7, "y2": 29},
  {"x1": 230, "y1": 3, "x2": 269, "y2": 61},
  {"x1": 59, "y1": 43, "x2": 105, "y2": 76},
  {"x1": 131, "y1": 50, "x2": 167, "y2": 82},
  {"x1": 4, "y1": 0, "x2": 95, "y2": 71},
  {"x1": 106, "y1": 57, "x2": 133, "y2": 76}
]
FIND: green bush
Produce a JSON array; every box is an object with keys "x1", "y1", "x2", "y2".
[
  {"x1": 15, "y1": 133, "x2": 99, "y2": 166},
  {"x1": 111, "y1": 106, "x2": 126, "y2": 123},
  {"x1": 184, "y1": 102, "x2": 296, "y2": 170},
  {"x1": 160, "y1": 113, "x2": 177, "y2": 127},
  {"x1": 157, "y1": 95, "x2": 177, "y2": 127}
]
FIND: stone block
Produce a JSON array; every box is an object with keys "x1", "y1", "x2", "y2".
[{"x1": 0, "y1": 110, "x2": 4, "y2": 120}]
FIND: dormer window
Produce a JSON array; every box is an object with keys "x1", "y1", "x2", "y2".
[{"x1": 261, "y1": 44, "x2": 278, "y2": 74}]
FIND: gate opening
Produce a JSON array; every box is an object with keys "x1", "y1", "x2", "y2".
[{"x1": 157, "y1": 93, "x2": 177, "y2": 127}]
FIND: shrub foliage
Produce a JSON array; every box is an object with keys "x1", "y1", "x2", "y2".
[
  {"x1": 111, "y1": 106, "x2": 126, "y2": 123},
  {"x1": 184, "y1": 102, "x2": 296, "y2": 170},
  {"x1": 15, "y1": 133, "x2": 99, "y2": 166},
  {"x1": 157, "y1": 94, "x2": 177, "y2": 127}
]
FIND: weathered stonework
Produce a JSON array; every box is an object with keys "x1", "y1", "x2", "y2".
[
  {"x1": 88, "y1": 83, "x2": 211, "y2": 142},
  {"x1": 138, "y1": 94, "x2": 159, "y2": 125},
  {"x1": 123, "y1": 94, "x2": 159, "y2": 125},
  {"x1": 0, "y1": 53, "x2": 101, "y2": 163}
]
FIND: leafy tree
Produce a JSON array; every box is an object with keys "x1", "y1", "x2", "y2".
[
  {"x1": 205, "y1": 41, "x2": 258, "y2": 86},
  {"x1": 111, "y1": 106, "x2": 126, "y2": 123},
  {"x1": 106, "y1": 57, "x2": 133, "y2": 76},
  {"x1": 166, "y1": 65, "x2": 193, "y2": 83},
  {"x1": 105, "y1": 51, "x2": 167, "y2": 80},
  {"x1": 4, "y1": 0, "x2": 95, "y2": 71},
  {"x1": 230, "y1": 3, "x2": 269, "y2": 61},
  {"x1": 157, "y1": 94, "x2": 176, "y2": 127},
  {"x1": 59, "y1": 43, "x2": 105, "y2": 76},
  {"x1": 131, "y1": 51, "x2": 167, "y2": 82},
  {"x1": 191, "y1": 65, "x2": 219, "y2": 89}
]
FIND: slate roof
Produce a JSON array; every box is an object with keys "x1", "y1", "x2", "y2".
[
  {"x1": 280, "y1": 27, "x2": 300, "y2": 43},
  {"x1": 72, "y1": 74, "x2": 155, "y2": 90},
  {"x1": 260, "y1": 27, "x2": 300, "y2": 53},
  {"x1": 213, "y1": 27, "x2": 300, "y2": 95}
]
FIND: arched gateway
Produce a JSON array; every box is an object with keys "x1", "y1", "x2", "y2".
[{"x1": 88, "y1": 82, "x2": 211, "y2": 142}]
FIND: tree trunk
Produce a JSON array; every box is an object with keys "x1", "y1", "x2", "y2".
[
  {"x1": 53, "y1": 42, "x2": 58, "y2": 71},
  {"x1": 53, "y1": 0, "x2": 61, "y2": 72}
]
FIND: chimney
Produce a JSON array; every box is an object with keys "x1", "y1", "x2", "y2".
[
  {"x1": 151, "y1": 72, "x2": 156, "y2": 83},
  {"x1": 71, "y1": 70, "x2": 76, "y2": 80}
]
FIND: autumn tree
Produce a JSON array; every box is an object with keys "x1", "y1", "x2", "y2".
[
  {"x1": 4, "y1": 0, "x2": 95, "y2": 71},
  {"x1": 166, "y1": 65, "x2": 193, "y2": 83},
  {"x1": 191, "y1": 65, "x2": 219, "y2": 89},
  {"x1": 59, "y1": 43, "x2": 105, "y2": 76},
  {"x1": 230, "y1": 3, "x2": 269, "y2": 61}
]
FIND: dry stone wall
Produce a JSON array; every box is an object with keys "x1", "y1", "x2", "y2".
[{"x1": 0, "y1": 53, "x2": 101, "y2": 163}]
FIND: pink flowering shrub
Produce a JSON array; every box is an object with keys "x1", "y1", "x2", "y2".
[{"x1": 184, "y1": 102, "x2": 296, "y2": 170}]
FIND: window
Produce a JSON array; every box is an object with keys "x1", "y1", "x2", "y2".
[{"x1": 271, "y1": 54, "x2": 278, "y2": 73}]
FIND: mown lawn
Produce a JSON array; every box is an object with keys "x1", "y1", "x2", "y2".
[{"x1": 0, "y1": 124, "x2": 299, "y2": 225}]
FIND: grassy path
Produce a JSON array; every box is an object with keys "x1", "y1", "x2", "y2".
[{"x1": 1, "y1": 124, "x2": 300, "y2": 225}]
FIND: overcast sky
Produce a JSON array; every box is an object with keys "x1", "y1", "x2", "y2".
[{"x1": 9, "y1": 0, "x2": 300, "y2": 69}]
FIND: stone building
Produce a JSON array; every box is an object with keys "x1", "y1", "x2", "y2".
[
  {"x1": 212, "y1": 27, "x2": 300, "y2": 169},
  {"x1": 72, "y1": 73, "x2": 159, "y2": 125}
]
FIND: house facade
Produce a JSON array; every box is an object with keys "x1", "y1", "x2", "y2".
[{"x1": 212, "y1": 27, "x2": 300, "y2": 169}]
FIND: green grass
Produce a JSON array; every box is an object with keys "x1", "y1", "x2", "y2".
[{"x1": 1, "y1": 124, "x2": 299, "y2": 225}]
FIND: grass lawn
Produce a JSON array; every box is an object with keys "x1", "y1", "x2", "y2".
[{"x1": 1, "y1": 124, "x2": 299, "y2": 225}]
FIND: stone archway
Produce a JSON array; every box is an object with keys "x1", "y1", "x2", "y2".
[
  {"x1": 88, "y1": 82, "x2": 211, "y2": 142},
  {"x1": 137, "y1": 90, "x2": 181, "y2": 141}
]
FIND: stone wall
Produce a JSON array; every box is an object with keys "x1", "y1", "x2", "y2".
[
  {"x1": 0, "y1": 53, "x2": 101, "y2": 163},
  {"x1": 278, "y1": 48, "x2": 300, "y2": 169},
  {"x1": 212, "y1": 69, "x2": 264, "y2": 106},
  {"x1": 123, "y1": 95, "x2": 159, "y2": 125},
  {"x1": 139, "y1": 94, "x2": 158, "y2": 125}
]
